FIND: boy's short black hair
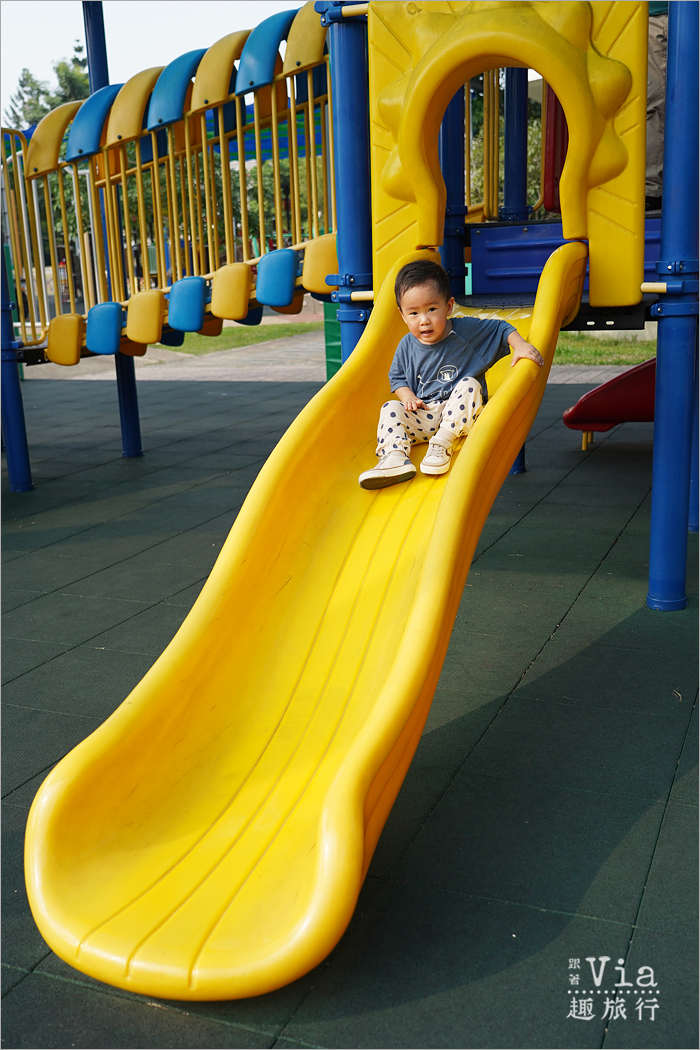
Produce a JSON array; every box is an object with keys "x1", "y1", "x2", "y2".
[{"x1": 394, "y1": 259, "x2": 452, "y2": 307}]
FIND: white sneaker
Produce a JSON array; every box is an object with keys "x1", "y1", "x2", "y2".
[
  {"x1": 359, "y1": 450, "x2": 416, "y2": 489},
  {"x1": 420, "y1": 441, "x2": 452, "y2": 475}
]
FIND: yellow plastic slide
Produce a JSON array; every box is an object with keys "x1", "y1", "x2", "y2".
[{"x1": 25, "y1": 241, "x2": 587, "y2": 1000}]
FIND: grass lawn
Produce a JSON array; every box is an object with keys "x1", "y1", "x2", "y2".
[
  {"x1": 555, "y1": 332, "x2": 656, "y2": 365},
  {"x1": 155, "y1": 322, "x2": 324, "y2": 356}
]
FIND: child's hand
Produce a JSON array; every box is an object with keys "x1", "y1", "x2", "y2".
[
  {"x1": 401, "y1": 396, "x2": 427, "y2": 411},
  {"x1": 510, "y1": 341, "x2": 544, "y2": 367},
  {"x1": 394, "y1": 387, "x2": 427, "y2": 411}
]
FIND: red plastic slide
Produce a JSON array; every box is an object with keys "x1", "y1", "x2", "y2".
[{"x1": 563, "y1": 358, "x2": 656, "y2": 447}]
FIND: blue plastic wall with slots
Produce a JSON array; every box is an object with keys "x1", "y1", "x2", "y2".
[{"x1": 470, "y1": 220, "x2": 661, "y2": 295}]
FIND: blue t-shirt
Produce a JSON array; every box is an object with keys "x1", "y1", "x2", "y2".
[{"x1": 388, "y1": 316, "x2": 515, "y2": 402}]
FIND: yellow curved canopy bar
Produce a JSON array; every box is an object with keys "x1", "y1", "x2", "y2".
[
  {"x1": 105, "y1": 68, "x2": 165, "y2": 146},
  {"x1": 283, "y1": 0, "x2": 328, "y2": 75},
  {"x1": 190, "y1": 30, "x2": 251, "y2": 113},
  {"x1": 25, "y1": 240, "x2": 585, "y2": 1001},
  {"x1": 25, "y1": 101, "x2": 83, "y2": 178}
]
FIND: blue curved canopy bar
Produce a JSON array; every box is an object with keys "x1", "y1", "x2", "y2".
[
  {"x1": 146, "y1": 49, "x2": 208, "y2": 130},
  {"x1": 64, "y1": 83, "x2": 123, "y2": 161},
  {"x1": 58, "y1": 12, "x2": 322, "y2": 167},
  {"x1": 236, "y1": 8, "x2": 299, "y2": 93}
]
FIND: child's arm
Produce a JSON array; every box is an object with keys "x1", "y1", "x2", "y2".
[
  {"x1": 507, "y1": 329, "x2": 544, "y2": 367},
  {"x1": 393, "y1": 386, "x2": 427, "y2": 411}
]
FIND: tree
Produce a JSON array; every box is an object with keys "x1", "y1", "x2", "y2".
[
  {"x1": 50, "y1": 42, "x2": 89, "y2": 108},
  {"x1": 3, "y1": 68, "x2": 51, "y2": 129},
  {"x1": 3, "y1": 42, "x2": 89, "y2": 128}
]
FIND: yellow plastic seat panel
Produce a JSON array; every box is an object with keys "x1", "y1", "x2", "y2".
[
  {"x1": 302, "y1": 234, "x2": 338, "y2": 295},
  {"x1": 126, "y1": 291, "x2": 164, "y2": 345},
  {"x1": 46, "y1": 314, "x2": 84, "y2": 366},
  {"x1": 210, "y1": 264, "x2": 252, "y2": 321}
]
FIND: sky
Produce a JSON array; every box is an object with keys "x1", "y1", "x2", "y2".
[
  {"x1": 1, "y1": 1, "x2": 302, "y2": 119},
  {"x1": 1, "y1": 0, "x2": 543, "y2": 123}
]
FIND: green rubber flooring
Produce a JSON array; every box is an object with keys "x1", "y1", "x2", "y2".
[{"x1": 2, "y1": 379, "x2": 697, "y2": 1050}]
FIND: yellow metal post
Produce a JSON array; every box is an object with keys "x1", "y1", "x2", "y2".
[
  {"x1": 306, "y1": 70, "x2": 319, "y2": 239},
  {"x1": 234, "y1": 96, "x2": 250, "y2": 261},
  {"x1": 252, "y1": 94, "x2": 266, "y2": 254}
]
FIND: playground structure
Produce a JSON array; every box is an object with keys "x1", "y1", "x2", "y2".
[
  {"x1": 1, "y1": 5, "x2": 338, "y2": 415},
  {"x1": 6, "y1": 0, "x2": 697, "y2": 1003}
]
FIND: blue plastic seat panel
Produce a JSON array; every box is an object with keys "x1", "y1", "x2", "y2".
[
  {"x1": 168, "y1": 276, "x2": 207, "y2": 331},
  {"x1": 256, "y1": 249, "x2": 298, "y2": 308},
  {"x1": 85, "y1": 302, "x2": 124, "y2": 355}
]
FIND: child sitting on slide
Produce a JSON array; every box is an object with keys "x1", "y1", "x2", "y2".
[{"x1": 359, "y1": 259, "x2": 543, "y2": 489}]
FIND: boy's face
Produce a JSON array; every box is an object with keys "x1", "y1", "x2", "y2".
[{"x1": 398, "y1": 283, "x2": 454, "y2": 345}]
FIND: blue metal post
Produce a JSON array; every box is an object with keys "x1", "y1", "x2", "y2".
[
  {"x1": 501, "y1": 68, "x2": 529, "y2": 221},
  {"x1": 646, "y1": 1, "x2": 699, "y2": 610},
  {"x1": 83, "y1": 1, "x2": 142, "y2": 456},
  {"x1": 688, "y1": 337, "x2": 698, "y2": 533},
  {"x1": 509, "y1": 445, "x2": 526, "y2": 475},
  {"x1": 317, "y1": 2, "x2": 373, "y2": 363},
  {"x1": 439, "y1": 89, "x2": 466, "y2": 299},
  {"x1": 82, "y1": 1, "x2": 109, "y2": 94},
  {"x1": 1, "y1": 259, "x2": 33, "y2": 491}
]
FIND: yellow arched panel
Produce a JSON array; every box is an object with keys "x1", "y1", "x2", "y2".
[
  {"x1": 25, "y1": 102, "x2": 83, "y2": 178},
  {"x1": 105, "y1": 68, "x2": 164, "y2": 146},
  {"x1": 190, "y1": 30, "x2": 251, "y2": 113},
  {"x1": 283, "y1": 1, "x2": 328, "y2": 75}
]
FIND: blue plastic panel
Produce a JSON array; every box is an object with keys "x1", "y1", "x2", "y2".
[
  {"x1": 65, "y1": 84, "x2": 123, "y2": 162},
  {"x1": 470, "y1": 219, "x2": 662, "y2": 295},
  {"x1": 168, "y1": 276, "x2": 207, "y2": 331},
  {"x1": 85, "y1": 302, "x2": 124, "y2": 355},
  {"x1": 236, "y1": 9, "x2": 298, "y2": 94},
  {"x1": 256, "y1": 249, "x2": 298, "y2": 308},
  {"x1": 146, "y1": 49, "x2": 208, "y2": 130},
  {"x1": 294, "y1": 62, "x2": 327, "y2": 104},
  {"x1": 139, "y1": 127, "x2": 168, "y2": 164}
]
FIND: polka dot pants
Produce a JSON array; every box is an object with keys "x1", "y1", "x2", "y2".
[{"x1": 376, "y1": 377, "x2": 483, "y2": 458}]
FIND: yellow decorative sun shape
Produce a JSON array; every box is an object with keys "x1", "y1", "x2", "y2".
[{"x1": 374, "y1": 1, "x2": 632, "y2": 247}]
